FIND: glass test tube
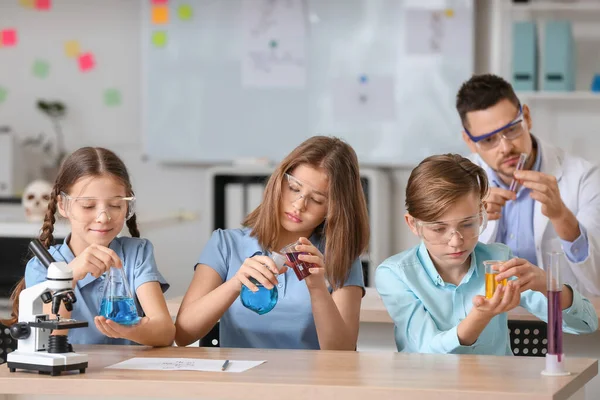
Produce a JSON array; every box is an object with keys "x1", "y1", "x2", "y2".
[
  {"x1": 509, "y1": 153, "x2": 528, "y2": 192},
  {"x1": 542, "y1": 251, "x2": 570, "y2": 376}
]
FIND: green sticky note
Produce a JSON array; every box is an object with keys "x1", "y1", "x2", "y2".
[
  {"x1": 152, "y1": 31, "x2": 167, "y2": 48},
  {"x1": 0, "y1": 87, "x2": 8, "y2": 104},
  {"x1": 32, "y1": 59, "x2": 50, "y2": 78},
  {"x1": 104, "y1": 88, "x2": 121, "y2": 107},
  {"x1": 178, "y1": 4, "x2": 193, "y2": 21}
]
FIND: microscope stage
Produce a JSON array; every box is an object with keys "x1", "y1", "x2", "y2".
[{"x1": 29, "y1": 319, "x2": 88, "y2": 330}]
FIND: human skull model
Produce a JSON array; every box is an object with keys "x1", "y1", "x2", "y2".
[{"x1": 22, "y1": 180, "x2": 53, "y2": 222}]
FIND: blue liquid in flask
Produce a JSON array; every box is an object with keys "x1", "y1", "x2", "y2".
[
  {"x1": 99, "y1": 296, "x2": 141, "y2": 325},
  {"x1": 240, "y1": 279, "x2": 278, "y2": 315}
]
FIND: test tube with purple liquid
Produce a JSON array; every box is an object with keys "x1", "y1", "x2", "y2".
[
  {"x1": 509, "y1": 153, "x2": 528, "y2": 192},
  {"x1": 542, "y1": 251, "x2": 570, "y2": 376}
]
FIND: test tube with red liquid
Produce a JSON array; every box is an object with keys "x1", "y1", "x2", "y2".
[{"x1": 542, "y1": 251, "x2": 570, "y2": 376}]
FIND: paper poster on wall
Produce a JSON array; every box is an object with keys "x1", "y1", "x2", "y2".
[
  {"x1": 32, "y1": 59, "x2": 50, "y2": 78},
  {"x1": 152, "y1": 5, "x2": 169, "y2": 24},
  {"x1": 0, "y1": 29, "x2": 18, "y2": 47},
  {"x1": 104, "y1": 88, "x2": 121, "y2": 107},
  {"x1": 178, "y1": 4, "x2": 193, "y2": 21},
  {"x1": 331, "y1": 75, "x2": 396, "y2": 123},
  {"x1": 241, "y1": 0, "x2": 306, "y2": 88},
  {"x1": 64, "y1": 40, "x2": 80, "y2": 58},
  {"x1": 152, "y1": 31, "x2": 167, "y2": 48},
  {"x1": 404, "y1": 7, "x2": 471, "y2": 58},
  {"x1": 19, "y1": 0, "x2": 34, "y2": 8},
  {"x1": 0, "y1": 87, "x2": 7, "y2": 104},
  {"x1": 35, "y1": 0, "x2": 51, "y2": 10},
  {"x1": 78, "y1": 52, "x2": 95, "y2": 72}
]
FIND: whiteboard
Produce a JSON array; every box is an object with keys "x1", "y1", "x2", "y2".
[{"x1": 142, "y1": 0, "x2": 474, "y2": 166}]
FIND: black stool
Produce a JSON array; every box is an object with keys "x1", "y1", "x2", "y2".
[
  {"x1": 199, "y1": 322, "x2": 220, "y2": 347},
  {"x1": 508, "y1": 319, "x2": 547, "y2": 357},
  {"x1": 0, "y1": 323, "x2": 17, "y2": 365}
]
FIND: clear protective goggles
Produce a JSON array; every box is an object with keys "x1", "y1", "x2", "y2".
[
  {"x1": 415, "y1": 208, "x2": 488, "y2": 245},
  {"x1": 283, "y1": 173, "x2": 328, "y2": 210},
  {"x1": 464, "y1": 104, "x2": 526, "y2": 151},
  {"x1": 60, "y1": 192, "x2": 136, "y2": 222}
]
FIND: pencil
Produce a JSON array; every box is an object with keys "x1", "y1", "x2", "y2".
[{"x1": 221, "y1": 359, "x2": 230, "y2": 371}]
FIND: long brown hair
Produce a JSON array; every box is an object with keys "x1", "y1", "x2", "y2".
[
  {"x1": 406, "y1": 154, "x2": 489, "y2": 222},
  {"x1": 243, "y1": 136, "x2": 370, "y2": 290},
  {"x1": 1, "y1": 147, "x2": 140, "y2": 326}
]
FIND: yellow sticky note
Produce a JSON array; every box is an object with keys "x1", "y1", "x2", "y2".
[
  {"x1": 64, "y1": 40, "x2": 80, "y2": 58},
  {"x1": 152, "y1": 5, "x2": 169, "y2": 24},
  {"x1": 444, "y1": 8, "x2": 454, "y2": 18},
  {"x1": 19, "y1": 0, "x2": 35, "y2": 8}
]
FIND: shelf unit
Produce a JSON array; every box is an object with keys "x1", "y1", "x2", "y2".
[
  {"x1": 491, "y1": 1, "x2": 600, "y2": 93},
  {"x1": 487, "y1": 0, "x2": 600, "y2": 166},
  {"x1": 509, "y1": 2, "x2": 600, "y2": 12},
  {"x1": 517, "y1": 90, "x2": 600, "y2": 100}
]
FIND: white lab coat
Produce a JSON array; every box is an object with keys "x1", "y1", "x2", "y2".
[{"x1": 471, "y1": 138, "x2": 600, "y2": 298}]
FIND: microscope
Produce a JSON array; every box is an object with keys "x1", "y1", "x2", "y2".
[{"x1": 7, "y1": 239, "x2": 89, "y2": 376}]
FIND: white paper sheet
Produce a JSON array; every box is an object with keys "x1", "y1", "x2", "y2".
[
  {"x1": 405, "y1": 7, "x2": 472, "y2": 57},
  {"x1": 105, "y1": 357, "x2": 266, "y2": 373},
  {"x1": 331, "y1": 75, "x2": 396, "y2": 123},
  {"x1": 241, "y1": 0, "x2": 306, "y2": 88}
]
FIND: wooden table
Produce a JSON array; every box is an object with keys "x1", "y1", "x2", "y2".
[
  {"x1": 0, "y1": 345, "x2": 596, "y2": 400},
  {"x1": 166, "y1": 288, "x2": 600, "y2": 328}
]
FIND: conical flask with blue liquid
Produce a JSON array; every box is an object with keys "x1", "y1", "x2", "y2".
[
  {"x1": 240, "y1": 252, "x2": 287, "y2": 315},
  {"x1": 99, "y1": 267, "x2": 141, "y2": 325}
]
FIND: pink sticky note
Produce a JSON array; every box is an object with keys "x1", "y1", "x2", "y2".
[
  {"x1": 152, "y1": 0, "x2": 168, "y2": 4},
  {"x1": 1, "y1": 29, "x2": 17, "y2": 47},
  {"x1": 35, "y1": 0, "x2": 51, "y2": 10},
  {"x1": 78, "y1": 53, "x2": 95, "y2": 72}
]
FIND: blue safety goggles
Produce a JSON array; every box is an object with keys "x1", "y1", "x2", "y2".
[{"x1": 464, "y1": 104, "x2": 523, "y2": 143}]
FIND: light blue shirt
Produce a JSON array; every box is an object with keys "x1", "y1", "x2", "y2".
[
  {"x1": 375, "y1": 241, "x2": 598, "y2": 355},
  {"x1": 25, "y1": 236, "x2": 170, "y2": 345},
  {"x1": 484, "y1": 143, "x2": 589, "y2": 265},
  {"x1": 197, "y1": 227, "x2": 365, "y2": 349}
]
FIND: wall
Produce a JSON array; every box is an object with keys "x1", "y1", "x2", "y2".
[{"x1": 1, "y1": 1, "x2": 532, "y2": 300}]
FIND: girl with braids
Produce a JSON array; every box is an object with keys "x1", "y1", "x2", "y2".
[
  {"x1": 376, "y1": 154, "x2": 597, "y2": 355},
  {"x1": 5, "y1": 147, "x2": 174, "y2": 346},
  {"x1": 175, "y1": 136, "x2": 369, "y2": 350}
]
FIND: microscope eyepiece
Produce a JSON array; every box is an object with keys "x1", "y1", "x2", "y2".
[{"x1": 29, "y1": 239, "x2": 55, "y2": 269}]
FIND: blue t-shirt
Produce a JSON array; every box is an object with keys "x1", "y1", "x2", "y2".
[
  {"x1": 197, "y1": 227, "x2": 365, "y2": 349},
  {"x1": 25, "y1": 236, "x2": 170, "y2": 345}
]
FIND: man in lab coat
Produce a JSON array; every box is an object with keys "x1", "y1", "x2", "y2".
[{"x1": 457, "y1": 73, "x2": 600, "y2": 298}]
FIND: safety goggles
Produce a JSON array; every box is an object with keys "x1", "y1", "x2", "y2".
[
  {"x1": 415, "y1": 208, "x2": 488, "y2": 245},
  {"x1": 464, "y1": 105, "x2": 526, "y2": 151},
  {"x1": 283, "y1": 173, "x2": 328, "y2": 211},
  {"x1": 60, "y1": 192, "x2": 136, "y2": 222}
]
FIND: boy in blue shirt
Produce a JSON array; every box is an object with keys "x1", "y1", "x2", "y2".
[{"x1": 376, "y1": 154, "x2": 597, "y2": 355}]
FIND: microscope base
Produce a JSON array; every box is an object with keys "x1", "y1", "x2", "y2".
[{"x1": 7, "y1": 350, "x2": 88, "y2": 376}]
